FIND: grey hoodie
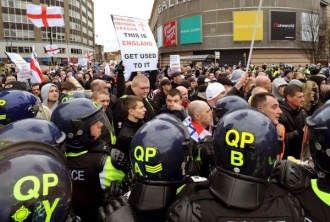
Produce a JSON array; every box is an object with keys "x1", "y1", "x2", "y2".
[
  {"x1": 41, "y1": 83, "x2": 59, "y2": 112},
  {"x1": 271, "y1": 78, "x2": 287, "y2": 102}
]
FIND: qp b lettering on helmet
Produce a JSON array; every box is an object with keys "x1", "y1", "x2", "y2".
[
  {"x1": 224, "y1": 129, "x2": 255, "y2": 167},
  {"x1": 132, "y1": 146, "x2": 160, "y2": 178}
]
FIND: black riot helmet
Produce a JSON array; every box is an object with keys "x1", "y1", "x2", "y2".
[
  {"x1": 51, "y1": 98, "x2": 112, "y2": 150},
  {"x1": 214, "y1": 95, "x2": 249, "y2": 120},
  {"x1": 0, "y1": 118, "x2": 66, "y2": 153},
  {"x1": 305, "y1": 104, "x2": 330, "y2": 175},
  {"x1": 0, "y1": 141, "x2": 71, "y2": 222},
  {"x1": 129, "y1": 117, "x2": 189, "y2": 211},
  {"x1": 213, "y1": 107, "x2": 278, "y2": 181}
]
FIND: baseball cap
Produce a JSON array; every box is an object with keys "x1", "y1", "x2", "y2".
[
  {"x1": 3, "y1": 81, "x2": 27, "y2": 91},
  {"x1": 204, "y1": 78, "x2": 211, "y2": 83},
  {"x1": 206, "y1": 82, "x2": 225, "y2": 101}
]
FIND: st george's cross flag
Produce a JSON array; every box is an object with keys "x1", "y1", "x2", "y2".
[
  {"x1": 85, "y1": 52, "x2": 94, "y2": 61},
  {"x1": 45, "y1": 44, "x2": 60, "y2": 56},
  {"x1": 30, "y1": 46, "x2": 44, "y2": 83},
  {"x1": 26, "y1": 4, "x2": 64, "y2": 28}
]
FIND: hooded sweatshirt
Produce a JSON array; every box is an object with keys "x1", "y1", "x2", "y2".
[
  {"x1": 271, "y1": 78, "x2": 287, "y2": 102},
  {"x1": 41, "y1": 83, "x2": 59, "y2": 112}
]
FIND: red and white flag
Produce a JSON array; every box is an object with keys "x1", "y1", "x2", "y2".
[
  {"x1": 30, "y1": 46, "x2": 44, "y2": 83},
  {"x1": 85, "y1": 52, "x2": 94, "y2": 61},
  {"x1": 45, "y1": 44, "x2": 60, "y2": 56},
  {"x1": 26, "y1": 4, "x2": 64, "y2": 28}
]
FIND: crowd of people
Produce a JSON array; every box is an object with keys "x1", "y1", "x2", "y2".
[{"x1": 0, "y1": 60, "x2": 329, "y2": 222}]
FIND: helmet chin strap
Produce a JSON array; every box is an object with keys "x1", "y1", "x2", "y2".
[{"x1": 209, "y1": 168, "x2": 266, "y2": 210}]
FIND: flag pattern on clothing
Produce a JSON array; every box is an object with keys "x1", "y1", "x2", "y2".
[
  {"x1": 45, "y1": 44, "x2": 60, "y2": 56},
  {"x1": 85, "y1": 52, "x2": 94, "y2": 61},
  {"x1": 30, "y1": 46, "x2": 44, "y2": 83},
  {"x1": 26, "y1": 4, "x2": 64, "y2": 28},
  {"x1": 182, "y1": 116, "x2": 211, "y2": 142}
]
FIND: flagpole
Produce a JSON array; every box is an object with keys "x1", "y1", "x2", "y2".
[
  {"x1": 246, "y1": 0, "x2": 263, "y2": 71},
  {"x1": 49, "y1": 27, "x2": 54, "y2": 68}
]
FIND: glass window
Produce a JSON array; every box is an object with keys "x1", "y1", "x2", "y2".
[
  {"x1": 2, "y1": 0, "x2": 8, "y2": 7},
  {"x1": 14, "y1": 0, "x2": 20, "y2": 8},
  {"x1": 4, "y1": 29, "x2": 9, "y2": 36},
  {"x1": 24, "y1": 47, "x2": 30, "y2": 53},
  {"x1": 9, "y1": 14, "x2": 15, "y2": 22},
  {"x1": 12, "y1": 47, "x2": 18, "y2": 53},
  {"x1": 16, "y1": 15, "x2": 22, "y2": 23},
  {"x1": 10, "y1": 29, "x2": 16, "y2": 37},
  {"x1": 2, "y1": 14, "x2": 9, "y2": 22},
  {"x1": 29, "y1": 30, "x2": 34, "y2": 38},
  {"x1": 16, "y1": 30, "x2": 23, "y2": 38},
  {"x1": 23, "y1": 30, "x2": 28, "y2": 38},
  {"x1": 18, "y1": 47, "x2": 24, "y2": 53},
  {"x1": 8, "y1": 0, "x2": 14, "y2": 7},
  {"x1": 21, "y1": 1, "x2": 26, "y2": 9}
]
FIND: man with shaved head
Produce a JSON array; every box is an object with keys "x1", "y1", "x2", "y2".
[
  {"x1": 255, "y1": 75, "x2": 272, "y2": 92},
  {"x1": 112, "y1": 75, "x2": 157, "y2": 135},
  {"x1": 183, "y1": 100, "x2": 214, "y2": 177}
]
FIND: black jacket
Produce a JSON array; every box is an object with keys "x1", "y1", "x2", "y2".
[
  {"x1": 112, "y1": 85, "x2": 157, "y2": 136},
  {"x1": 116, "y1": 119, "x2": 144, "y2": 158},
  {"x1": 154, "y1": 90, "x2": 166, "y2": 109},
  {"x1": 159, "y1": 105, "x2": 186, "y2": 121},
  {"x1": 279, "y1": 102, "x2": 305, "y2": 159}
]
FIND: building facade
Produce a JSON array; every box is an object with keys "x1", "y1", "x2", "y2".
[
  {"x1": 0, "y1": 0, "x2": 95, "y2": 65},
  {"x1": 150, "y1": 0, "x2": 330, "y2": 68}
]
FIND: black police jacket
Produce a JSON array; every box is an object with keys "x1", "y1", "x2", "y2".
[
  {"x1": 67, "y1": 151, "x2": 106, "y2": 222},
  {"x1": 293, "y1": 178, "x2": 330, "y2": 222},
  {"x1": 167, "y1": 177, "x2": 305, "y2": 222}
]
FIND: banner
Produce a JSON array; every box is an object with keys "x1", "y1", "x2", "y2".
[
  {"x1": 233, "y1": 11, "x2": 263, "y2": 41},
  {"x1": 170, "y1": 55, "x2": 181, "y2": 72},
  {"x1": 78, "y1": 58, "x2": 88, "y2": 68},
  {"x1": 180, "y1": 15, "x2": 202, "y2": 44},
  {"x1": 111, "y1": 15, "x2": 158, "y2": 79},
  {"x1": 271, "y1": 11, "x2": 296, "y2": 40},
  {"x1": 301, "y1": 12, "x2": 319, "y2": 41},
  {"x1": 163, "y1": 20, "x2": 177, "y2": 46},
  {"x1": 157, "y1": 25, "x2": 163, "y2": 48},
  {"x1": 5, "y1": 52, "x2": 31, "y2": 81}
]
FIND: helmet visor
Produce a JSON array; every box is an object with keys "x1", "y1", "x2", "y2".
[{"x1": 84, "y1": 110, "x2": 112, "y2": 144}]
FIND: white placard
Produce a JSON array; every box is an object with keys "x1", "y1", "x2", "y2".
[
  {"x1": 78, "y1": 57, "x2": 88, "y2": 68},
  {"x1": 5, "y1": 52, "x2": 31, "y2": 81},
  {"x1": 112, "y1": 15, "x2": 158, "y2": 76},
  {"x1": 170, "y1": 55, "x2": 181, "y2": 72}
]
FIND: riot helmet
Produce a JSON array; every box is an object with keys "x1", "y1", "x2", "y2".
[
  {"x1": 0, "y1": 118, "x2": 66, "y2": 153},
  {"x1": 0, "y1": 90, "x2": 39, "y2": 125},
  {"x1": 51, "y1": 98, "x2": 112, "y2": 150},
  {"x1": 129, "y1": 117, "x2": 189, "y2": 211},
  {"x1": 213, "y1": 107, "x2": 278, "y2": 181},
  {"x1": 0, "y1": 141, "x2": 72, "y2": 222},
  {"x1": 305, "y1": 104, "x2": 330, "y2": 174},
  {"x1": 59, "y1": 91, "x2": 91, "y2": 104},
  {"x1": 130, "y1": 117, "x2": 189, "y2": 184},
  {"x1": 214, "y1": 95, "x2": 249, "y2": 120}
]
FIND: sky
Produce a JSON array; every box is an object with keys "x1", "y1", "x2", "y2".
[{"x1": 94, "y1": 0, "x2": 154, "y2": 52}]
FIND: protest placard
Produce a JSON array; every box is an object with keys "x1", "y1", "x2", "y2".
[
  {"x1": 111, "y1": 15, "x2": 158, "y2": 79},
  {"x1": 170, "y1": 55, "x2": 181, "y2": 72},
  {"x1": 5, "y1": 52, "x2": 31, "y2": 81}
]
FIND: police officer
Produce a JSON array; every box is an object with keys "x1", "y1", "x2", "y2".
[
  {"x1": 166, "y1": 107, "x2": 305, "y2": 222},
  {"x1": 51, "y1": 98, "x2": 128, "y2": 221},
  {"x1": 98, "y1": 115, "x2": 189, "y2": 222},
  {"x1": 0, "y1": 141, "x2": 73, "y2": 221},
  {"x1": 0, "y1": 90, "x2": 39, "y2": 127},
  {"x1": 271, "y1": 103, "x2": 330, "y2": 221}
]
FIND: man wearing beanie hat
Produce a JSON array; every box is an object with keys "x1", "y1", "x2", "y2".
[
  {"x1": 217, "y1": 77, "x2": 234, "y2": 93},
  {"x1": 205, "y1": 82, "x2": 226, "y2": 107},
  {"x1": 283, "y1": 69, "x2": 293, "y2": 83}
]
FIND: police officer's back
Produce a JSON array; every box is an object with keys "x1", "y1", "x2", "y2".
[
  {"x1": 271, "y1": 103, "x2": 330, "y2": 221},
  {"x1": 98, "y1": 114, "x2": 190, "y2": 222},
  {"x1": 166, "y1": 108, "x2": 305, "y2": 222},
  {"x1": 51, "y1": 98, "x2": 127, "y2": 221}
]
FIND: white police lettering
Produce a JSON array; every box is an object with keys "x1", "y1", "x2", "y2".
[{"x1": 71, "y1": 170, "x2": 85, "y2": 181}]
